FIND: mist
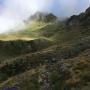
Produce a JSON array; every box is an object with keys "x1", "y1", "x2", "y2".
[{"x1": 0, "y1": 0, "x2": 90, "y2": 33}]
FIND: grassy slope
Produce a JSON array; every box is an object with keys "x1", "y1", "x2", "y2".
[
  {"x1": 0, "y1": 19, "x2": 90, "y2": 90},
  {"x1": 0, "y1": 22, "x2": 55, "y2": 62},
  {"x1": 0, "y1": 49, "x2": 90, "y2": 90},
  {"x1": 0, "y1": 39, "x2": 90, "y2": 90},
  {"x1": 0, "y1": 22, "x2": 51, "y2": 41}
]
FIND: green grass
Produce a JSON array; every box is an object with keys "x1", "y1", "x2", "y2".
[{"x1": 0, "y1": 21, "x2": 52, "y2": 41}]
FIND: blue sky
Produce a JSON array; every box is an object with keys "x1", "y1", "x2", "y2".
[{"x1": 0, "y1": 0, "x2": 90, "y2": 33}]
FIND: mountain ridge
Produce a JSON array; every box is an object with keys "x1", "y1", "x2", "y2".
[
  {"x1": 0, "y1": 7, "x2": 90, "y2": 90},
  {"x1": 67, "y1": 6, "x2": 90, "y2": 26},
  {"x1": 29, "y1": 12, "x2": 57, "y2": 22}
]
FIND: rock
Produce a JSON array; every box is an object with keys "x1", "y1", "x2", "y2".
[
  {"x1": 67, "y1": 7, "x2": 90, "y2": 26},
  {"x1": 30, "y1": 12, "x2": 57, "y2": 22},
  {"x1": 85, "y1": 7, "x2": 90, "y2": 15}
]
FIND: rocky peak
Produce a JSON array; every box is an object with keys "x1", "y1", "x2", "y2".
[
  {"x1": 30, "y1": 12, "x2": 57, "y2": 22},
  {"x1": 67, "y1": 7, "x2": 90, "y2": 26},
  {"x1": 85, "y1": 7, "x2": 90, "y2": 15}
]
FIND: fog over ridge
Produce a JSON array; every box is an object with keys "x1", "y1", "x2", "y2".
[{"x1": 0, "y1": 0, "x2": 90, "y2": 33}]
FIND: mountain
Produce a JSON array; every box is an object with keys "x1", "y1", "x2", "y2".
[
  {"x1": 67, "y1": 7, "x2": 90, "y2": 26},
  {"x1": 0, "y1": 7, "x2": 90, "y2": 90},
  {"x1": 29, "y1": 12, "x2": 57, "y2": 22}
]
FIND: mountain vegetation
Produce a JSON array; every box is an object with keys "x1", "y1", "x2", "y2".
[{"x1": 0, "y1": 7, "x2": 90, "y2": 90}]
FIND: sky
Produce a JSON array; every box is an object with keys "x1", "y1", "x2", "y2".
[{"x1": 0, "y1": 0, "x2": 90, "y2": 33}]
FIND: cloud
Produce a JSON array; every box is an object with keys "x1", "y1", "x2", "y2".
[
  {"x1": 0, "y1": 0, "x2": 54, "y2": 33},
  {"x1": 0, "y1": 16, "x2": 17, "y2": 33},
  {"x1": 3, "y1": 0, "x2": 53, "y2": 20},
  {"x1": 0, "y1": 0, "x2": 90, "y2": 33}
]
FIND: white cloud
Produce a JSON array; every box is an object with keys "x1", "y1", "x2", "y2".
[
  {"x1": 0, "y1": 0, "x2": 53, "y2": 33},
  {"x1": 3, "y1": 0, "x2": 53, "y2": 20}
]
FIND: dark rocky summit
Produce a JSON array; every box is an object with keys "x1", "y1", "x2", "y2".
[
  {"x1": 67, "y1": 7, "x2": 90, "y2": 26},
  {"x1": 30, "y1": 12, "x2": 57, "y2": 22}
]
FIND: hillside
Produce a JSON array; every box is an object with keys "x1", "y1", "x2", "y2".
[{"x1": 0, "y1": 7, "x2": 90, "y2": 90}]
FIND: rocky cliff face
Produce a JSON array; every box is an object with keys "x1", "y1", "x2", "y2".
[
  {"x1": 30, "y1": 12, "x2": 57, "y2": 22},
  {"x1": 67, "y1": 7, "x2": 90, "y2": 26},
  {"x1": 0, "y1": 38, "x2": 52, "y2": 61}
]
